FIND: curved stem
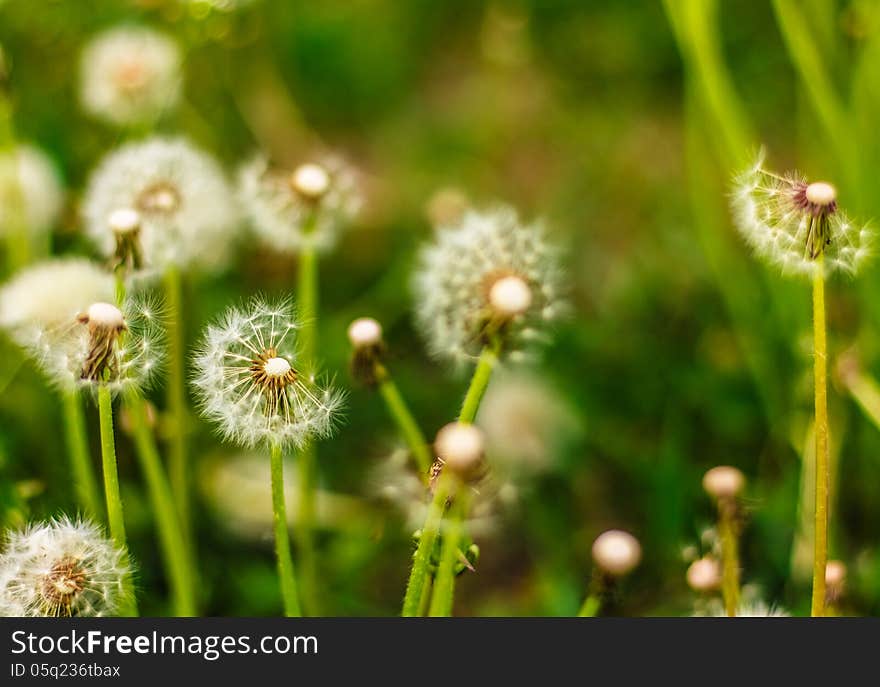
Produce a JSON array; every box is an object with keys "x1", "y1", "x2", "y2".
[
  {"x1": 812, "y1": 264, "x2": 829, "y2": 616},
  {"x1": 97, "y1": 385, "x2": 138, "y2": 616},
  {"x1": 402, "y1": 476, "x2": 449, "y2": 616},
  {"x1": 295, "y1": 244, "x2": 319, "y2": 614},
  {"x1": 163, "y1": 266, "x2": 191, "y2": 548},
  {"x1": 128, "y1": 393, "x2": 197, "y2": 616},
  {"x1": 270, "y1": 441, "x2": 301, "y2": 617},
  {"x1": 718, "y1": 500, "x2": 740, "y2": 617},
  {"x1": 375, "y1": 363, "x2": 432, "y2": 479},
  {"x1": 61, "y1": 390, "x2": 101, "y2": 520}
]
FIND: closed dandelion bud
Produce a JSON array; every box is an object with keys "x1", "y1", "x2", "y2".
[
  {"x1": 731, "y1": 150, "x2": 873, "y2": 277},
  {"x1": 413, "y1": 206, "x2": 564, "y2": 364},
  {"x1": 238, "y1": 155, "x2": 362, "y2": 255},
  {"x1": 83, "y1": 137, "x2": 239, "y2": 275},
  {"x1": 702, "y1": 466, "x2": 745, "y2": 502},
  {"x1": 347, "y1": 317, "x2": 385, "y2": 387},
  {"x1": 192, "y1": 298, "x2": 345, "y2": 450},
  {"x1": 0, "y1": 517, "x2": 131, "y2": 617},
  {"x1": 79, "y1": 27, "x2": 181, "y2": 127},
  {"x1": 687, "y1": 556, "x2": 722, "y2": 592},
  {"x1": 0, "y1": 145, "x2": 64, "y2": 239},
  {"x1": 592, "y1": 529, "x2": 641, "y2": 577},
  {"x1": 434, "y1": 422, "x2": 485, "y2": 478}
]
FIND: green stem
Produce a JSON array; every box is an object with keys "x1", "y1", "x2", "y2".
[
  {"x1": 811, "y1": 263, "x2": 829, "y2": 616},
  {"x1": 416, "y1": 575, "x2": 434, "y2": 617},
  {"x1": 128, "y1": 393, "x2": 197, "y2": 616},
  {"x1": 375, "y1": 363, "x2": 432, "y2": 478},
  {"x1": 718, "y1": 500, "x2": 740, "y2": 617},
  {"x1": 295, "y1": 244, "x2": 319, "y2": 614},
  {"x1": 0, "y1": 93, "x2": 30, "y2": 274},
  {"x1": 271, "y1": 441, "x2": 301, "y2": 617},
  {"x1": 428, "y1": 489, "x2": 467, "y2": 617},
  {"x1": 577, "y1": 595, "x2": 601, "y2": 618},
  {"x1": 163, "y1": 267, "x2": 191, "y2": 549},
  {"x1": 61, "y1": 390, "x2": 101, "y2": 520},
  {"x1": 402, "y1": 477, "x2": 449, "y2": 617},
  {"x1": 97, "y1": 385, "x2": 138, "y2": 616},
  {"x1": 458, "y1": 342, "x2": 499, "y2": 424}
]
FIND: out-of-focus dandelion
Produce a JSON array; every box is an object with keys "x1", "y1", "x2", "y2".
[
  {"x1": 0, "y1": 517, "x2": 131, "y2": 617},
  {"x1": 579, "y1": 530, "x2": 642, "y2": 617},
  {"x1": 703, "y1": 600, "x2": 789, "y2": 618},
  {"x1": 702, "y1": 466, "x2": 744, "y2": 617},
  {"x1": 193, "y1": 298, "x2": 344, "y2": 617},
  {"x1": 732, "y1": 151, "x2": 873, "y2": 617},
  {"x1": 80, "y1": 26, "x2": 181, "y2": 127},
  {"x1": 825, "y1": 560, "x2": 846, "y2": 611},
  {"x1": 238, "y1": 155, "x2": 362, "y2": 255},
  {"x1": 686, "y1": 556, "x2": 722, "y2": 593}
]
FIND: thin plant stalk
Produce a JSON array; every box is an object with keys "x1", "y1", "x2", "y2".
[
  {"x1": 270, "y1": 441, "x2": 301, "y2": 617},
  {"x1": 61, "y1": 390, "x2": 102, "y2": 520},
  {"x1": 718, "y1": 500, "x2": 740, "y2": 617},
  {"x1": 812, "y1": 260, "x2": 829, "y2": 616},
  {"x1": 459, "y1": 341, "x2": 499, "y2": 424},
  {"x1": 163, "y1": 266, "x2": 193, "y2": 551},
  {"x1": 401, "y1": 475, "x2": 449, "y2": 617},
  {"x1": 97, "y1": 385, "x2": 138, "y2": 616},
  {"x1": 0, "y1": 90, "x2": 30, "y2": 273},
  {"x1": 577, "y1": 594, "x2": 601, "y2": 618},
  {"x1": 295, "y1": 243, "x2": 319, "y2": 614},
  {"x1": 127, "y1": 393, "x2": 197, "y2": 616},
  {"x1": 375, "y1": 361, "x2": 432, "y2": 478}
]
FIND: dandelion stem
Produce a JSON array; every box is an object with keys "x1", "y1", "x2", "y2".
[
  {"x1": 401, "y1": 475, "x2": 449, "y2": 617},
  {"x1": 61, "y1": 390, "x2": 101, "y2": 520},
  {"x1": 718, "y1": 500, "x2": 740, "y2": 617},
  {"x1": 811, "y1": 261, "x2": 829, "y2": 616},
  {"x1": 163, "y1": 266, "x2": 192, "y2": 550},
  {"x1": 97, "y1": 385, "x2": 138, "y2": 616},
  {"x1": 295, "y1": 243, "x2": 319, "y2": 614},
  {"x1": 458, "y1": 341, "x2": 499, "y2": 424},
  {"x1": 270, "y1": 441, "x2": 301, "y2": 617},
  {"x1": 127, "y1": 393, "x2": 197, "y2": 616},
  {"x1": 577, "y1": 594, "x2": 601, "y2": 617},
  {"x1": 0, "y1": 92, "x2": 30, "y2": 274},
  {"x1": 375, "y1": 362, "x2": 433, "y2": 479},
  {"x1": 428, "y1": 488, "x2": 468, "y2": 617}
]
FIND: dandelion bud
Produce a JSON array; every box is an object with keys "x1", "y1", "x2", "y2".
[
  {"x1": 291, "y1": 163, "x2": 330, "y2": 200},
  {"x1": 348, "y1": 317, "x2": 385, "y2": 387},
  {"x1": 702, "y1": 466, "x2": 745, "y2": 501},
  {"x1": 348, "y1": 317, "x2": 383, "y2": 349},
  {"x1": 435, "y1": 422, "x2": 485, "y2": 477},
  {"x1": 591, "y1": 529, "x2": 641, "y2": 577},
  {"x1": 686, "y1": 557, "x2": 722, "y2": 592},
  {"x1": 0, "y1": 517, "x2": 131, "y2": 617},
  {"x1": 488, "y1": 275, "x2": 533, "y2": 318}
]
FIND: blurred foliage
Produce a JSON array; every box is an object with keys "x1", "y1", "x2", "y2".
[{"x1": 1, "y1": 0, "x2": 880, "y2": 616}]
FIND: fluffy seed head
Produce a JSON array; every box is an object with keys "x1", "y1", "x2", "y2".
[
  {"x1": 709, "y1": 601, "x2": 789, "y2": 617},
  {"x1": 731, "y1": 150, "x2": 872, "y2": 277},
  {"x1": 435, "y1": 422, "x2": 485, "y2": 476},
  {"x1": 703, "y1": 466, "x2": 745, "y2": 500},
  {"x1": 0, "y1": 144, "x2": 64, "y2": 238},
  {"x1": 80, "y1": 26, "x2": 181, "y2": 126},
  {"x1": 347, "y1": 317, "x2": 383, "y2": 349},
  {"x1": 592, "y1": 529, "x2": 641, "y2": 577},
  {"x1": 192, "y1": 298, "x2": 345, "y2": 450},
  {"x1": 83, "y1": 137, "x2": 239, "y2": 274},
  {"x1": 238, "y1": 154, "x2": 362, "y2": 255},
  {"x1": 413, "y1": 206, "x2": 564, "y2": 364},
  {"x1": 687, "y1": 557, "x2": 722, "y2": 592},
  {"x1": 0, "y1": 517, "x2": 131, "y2": 617}
]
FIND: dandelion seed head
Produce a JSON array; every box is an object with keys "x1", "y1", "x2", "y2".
[
  {"x1": 413, "y1": 205, "x2": 564, "y2": 365},
  {"x1": 347, "y1": 317, "x2": 383, "y2": 349},
  {"x1": 108, "y1": 208, "x2": 141, "y2": 235},
  {"x1": 731, "y1": 150, "x2": 873, "y2": 277},
  {"x1": 592, "y1": 529, "x2": 641, "y2": 577},
  {"x1": 83, "y1": 137, "x2": 238, "y2": 274},
  {"x1": 702, "y1": 600, "x2": 789, "y2": 617},
  {"x1": 435, "y1": 422, "x2": 485, "y2": 476},
  {"x1": 686, "y1": 556, "x2": 722, "y2": 592},
  {"x1": 0, "y1": 517, "x2": 130, "y2": 617},
  {"x1": 237, "y1": 154, "x2": 362, "y2": 255},
  {"x1": 192, "y1": 298, "x2": 345, "y2": 450},
  {"x1": 703, "y1": 466, "x2": 745, "y2": 500},
  {"x1": 80, "y1": 26, "x2": 181, "y2": 126},
  {"x1": 0, "y1": 145, "x2": 64, "y2": 238}
]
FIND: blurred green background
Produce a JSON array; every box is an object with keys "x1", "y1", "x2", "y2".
[{"x1": 2, "y1": 0, "x2": 880, "y2": 616}]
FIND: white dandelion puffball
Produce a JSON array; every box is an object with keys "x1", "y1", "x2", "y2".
[
  {"x1": 0, "y1": 517, "x2": 130, "y2": 617},
  {"x1": 80, "y1": 26, "x2": 181, "y2": 127},
  {"x1": 0, "y1": 145, "x2": 64, "y2": 238},
  {"x1": 83, "y1": 137, "x2": 239, "y2": 273},
  {"x1": 706, "y1": 601, "x2": 789, "y2": 618},
  {"x1": 237, "y1": 155, "x2": 362, "y2": 254},
  {"x1": 413, "y1": 205, "x2": 564, "y2": 364},
  {"x1": 193, "y1": 298, "x2": 345, "y2": 450},
  {"x1": 592, "y1": 529, "x2": 641, "y2": 577},
  {"x1": 32, "y1": 296, "x2": 164, "y2": 395},
  {"x1": 731, "y1": 150, "x2": 873, "y2": 277},
  {"x1": 0, "y1": 259, "x2": 115, "y2": 350}
]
